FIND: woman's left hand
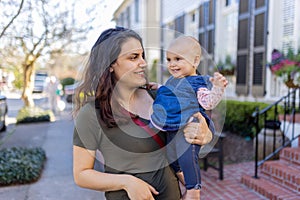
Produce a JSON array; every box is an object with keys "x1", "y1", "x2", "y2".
[{"x1": 183, "y1": 112, "x2": 213, "y2": 145}]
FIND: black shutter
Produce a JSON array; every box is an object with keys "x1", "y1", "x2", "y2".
[
  {"x1": 236, "y1": 0, "x2": 250, "y2": 95},
  {"x1": 236, "y1": 0, "x2": 268, "y2": 96},
  {"x1": 199, "y1": 33, "x2": 205, "y2": 47},
  {"x1": 255, "y1": 0, "x2": 265, "y2": 8},
  {"x1": 237, "y1": 55, "x2": 247, "y2": 85},
  {"x1": 252, "y1": 0, "x2": 267, "y2": 96},
  {"x1": 198, "y1": 0, "x2": 216, "y2": 74},
  {"x1": 254, "y1": 13, "x2": 264, "y2": 47},
  {"x1": 238, "y1": 19, "x2": 248, "y2": 50},
  {"x1": 253, "y1": 53, "x2": 263, "y2": 85},
  {"x1": 199, "y1": 5, "x2": 204, "y2": 28},
  {"x1": 208, "y1": 30, "x2": 214, "y2": 54},
  {"x1": 175, "y1": 14, "x2": 185, "y2": 36}
]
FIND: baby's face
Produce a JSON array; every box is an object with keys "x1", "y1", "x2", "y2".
[{"x1": 166, "y1": 40, "x2": 198, "y2": 78}]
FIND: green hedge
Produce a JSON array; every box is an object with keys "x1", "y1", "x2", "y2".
[
  {"x1": 16, "y1": 106, "x2": 55, "y2": 124},
  {"x1": 222, "y1": 100, "x2": 283, "y2": 138},
  {"x1": 0, "y1": 147, "x2": 46, "y2": 185}
]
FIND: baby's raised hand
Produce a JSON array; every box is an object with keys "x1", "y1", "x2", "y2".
[{"x1": 209, "y1": 72, "x2": 228, "y2": 88}]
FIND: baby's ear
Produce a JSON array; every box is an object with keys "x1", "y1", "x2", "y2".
[{"x1": 193, "y1": 56, "x2": 200, "y2": 67}]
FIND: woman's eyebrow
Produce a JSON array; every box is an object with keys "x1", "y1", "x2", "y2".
[{"x1": 126, "y1": 52, "x2": 142, "y2": 57}]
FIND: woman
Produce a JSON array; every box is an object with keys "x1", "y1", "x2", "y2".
[{"x1": 73, "y1": 27, "x2": 214, "y2": 200}]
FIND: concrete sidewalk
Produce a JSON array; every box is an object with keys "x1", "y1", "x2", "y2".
[{"x1": 0, "y1": 110, "x2": 104, "y2": 200}]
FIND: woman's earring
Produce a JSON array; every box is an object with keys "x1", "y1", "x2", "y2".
[{"x1": 109, "y1": 68, "x2": 114, "y2": 72}]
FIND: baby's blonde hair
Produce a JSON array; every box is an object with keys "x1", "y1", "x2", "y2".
[{"x1": 169, "y1": 35, "x2": 202, "y2": 58}]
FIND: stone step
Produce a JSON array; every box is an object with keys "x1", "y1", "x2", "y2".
[
  {"x1": 241, "y1": 174, "x2": 300, "y2": 199},
  {"x1": 261, "y1": 160, "x2": 300, "y2": 193},
  {"x1": 280, "y1": 147, "x2": 300, "y2": 165}
]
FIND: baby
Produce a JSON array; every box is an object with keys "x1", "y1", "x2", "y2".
[{"x1": 150, "y1": 36, "x2": 227, "y2": 199}]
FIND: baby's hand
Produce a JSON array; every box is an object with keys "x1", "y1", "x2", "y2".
[
  {"x1": 209, "y1": 72, "x2": 228, "y2": 88},
  {"x1": 147, "y1": 82, "x2": 162, "y2": 90}
]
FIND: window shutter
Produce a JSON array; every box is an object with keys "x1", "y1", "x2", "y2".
[
  {"x1": 175, "y1": 14, "x2": 185, "y2": 36},
  {"x1": 236, "y1": 0, "x2": 250, "y2": 95},
  {"x1": 252, "y1": 0, "x2": 267, "y2": 96},
  {"x1": 253, "y1": 53, "x2": 263, "y2": 85},
  {"x1": 236, "y1": 55, "x2": 248, "y2": 85},
  {"x1": 236, "y1": 0, "x2": 268, "y2": 96},
  {"x1": 198, "y1": 0, "x2": 216, "y2": 72},
  {"x1": 199, "y1": 5, "x2": 204, "y2": 28},
  {"x1": 254, "y1": 13, "x2": 264, "y2": 47},
  {"x1": 238, "y1": 19, "x2": 248, "y2": 50}
]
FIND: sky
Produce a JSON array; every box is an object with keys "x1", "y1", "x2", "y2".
[
  {"x1": 84, "y1": 0, "x2": 123, "y2": 50},
  {"x1": 0, "y1": 0, "x2": 123, "y2": 52}
]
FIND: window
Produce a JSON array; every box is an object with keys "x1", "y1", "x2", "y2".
[
  {"x1": 134, "y1": 0, "x2": 139, "y2": 23},
  {"x1": 126, "y1": 7, "x2": 131, "y2": 28},
  {"x1": 208, "y1": 30, "x2": 214, "y2": 54},
  {"x1": 191, "y1": 12, "x2": 195, "y2": 22},
  {"x1": 226, "y1": 0, "x2": 239, "y2": 6}
]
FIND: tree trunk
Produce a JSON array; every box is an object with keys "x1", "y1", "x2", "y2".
[{"x1": 22, "y1": 62, "x2": 35, "y2": 107}]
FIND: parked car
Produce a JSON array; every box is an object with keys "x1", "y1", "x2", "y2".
[
  {"x1": 64, "y1": 82, "x2": 78, "y2": 103},
  {"x1": 33, "y1": 72, "x2": 48, "y2": 93},
  {"x1": 0, "y1": 94, "x2": 8, "y2": 132}
]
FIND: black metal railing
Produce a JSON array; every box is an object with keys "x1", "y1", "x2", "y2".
[{"x1": 252, "y1": 88, "x2": 300, "y2": 178}]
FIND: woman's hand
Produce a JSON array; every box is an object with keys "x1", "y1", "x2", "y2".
[
  {"x1": 183, "y1": 112, "x2": 213, "y2": 145},
  {"x1": 124, "y1": 175, "x2": 159, "y2": 200}
]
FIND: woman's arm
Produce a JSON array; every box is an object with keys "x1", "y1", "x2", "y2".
[
  {"x1": 73, "y1": 145, "x2": 159, "y2": 200},
  {"x1": 183, "y1": 112, "x2": 213, "y2": 145}
]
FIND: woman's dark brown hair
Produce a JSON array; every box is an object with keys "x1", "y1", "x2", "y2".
[{"x1": 74, "y1": 27, "x2": 144, "y2": 127}]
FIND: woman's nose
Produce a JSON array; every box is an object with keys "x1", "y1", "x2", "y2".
[{"x1": 139, "y1": 57, "x2": 147, "y2": 68}]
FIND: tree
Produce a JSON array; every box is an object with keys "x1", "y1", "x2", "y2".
[
  {"x1": 1, "y1": 0, "x2": 98, "y2": 106},
  {"x1": 0, "y1": 0, "x2": 25, "y2": 39}
]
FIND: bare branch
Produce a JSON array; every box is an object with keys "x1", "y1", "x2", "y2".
[{"x1": 0, "y1": 0, "x2": 25, "y2": 38}]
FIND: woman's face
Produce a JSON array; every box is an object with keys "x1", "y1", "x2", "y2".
[{"x1": 111, "y1": 38, "x2": 147, "y2": 88}]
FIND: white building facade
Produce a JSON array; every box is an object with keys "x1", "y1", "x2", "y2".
[
  {"x1": 113, "y1": 0, "x2": 161, "y2": 82},
  {"x1": 113, "y1": 0, "x2": 300, "y2": 101}
]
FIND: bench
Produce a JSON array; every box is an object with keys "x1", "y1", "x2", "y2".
[{"x1": 199, "y1": 133, "x2": 225, "y2": 180}]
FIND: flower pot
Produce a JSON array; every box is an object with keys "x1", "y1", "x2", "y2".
[
  {"x1": 285, "y1": 78, "x2": 299, "y2": 88},
  {"x1": 278, "y1": 113, "x2": 300, "y2": 123}
]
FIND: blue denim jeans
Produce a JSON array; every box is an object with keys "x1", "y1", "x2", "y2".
[{"x1": 166, "y1": 129, "x2": 202, "y2": 190}]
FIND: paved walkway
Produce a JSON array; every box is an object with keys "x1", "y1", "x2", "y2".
[
  {"x1": 0, "y1": 109, "x2": 104, "y2": 200},
  {"x1": 0, "y1": 103, "x2": 266, "y2": 200},
  {"x1": 201, "y1": 162, "x2": 266, "y2": 200}
]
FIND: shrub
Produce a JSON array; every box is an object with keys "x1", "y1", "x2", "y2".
[
  {"x1": 60, "y1": 77, "x2": 75, "y2": 90},
  {"x1": 16, "y1": 106, "x2": 55, "y2": 124},
  {"x1": 222, "y1": 100, "x2": 283, "y2": 138},
  {"x1": 0, "y1": 147, "x2": 46, "y2": 185}
]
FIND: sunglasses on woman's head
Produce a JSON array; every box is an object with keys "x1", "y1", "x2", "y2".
[{"x1": 92, "y1": 26, "x2": 127, "y2": 50}]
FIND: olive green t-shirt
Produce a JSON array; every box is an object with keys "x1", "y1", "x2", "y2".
[{"x1": 73, "y1": 102, "x2": 181, "y2": 200}]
